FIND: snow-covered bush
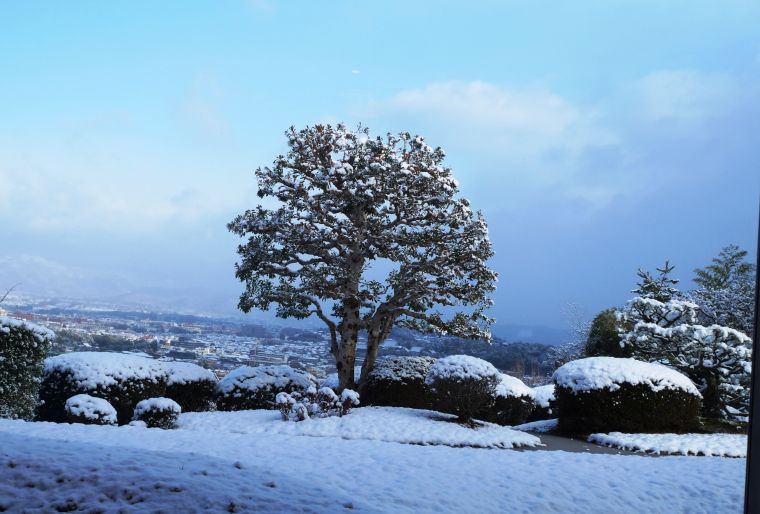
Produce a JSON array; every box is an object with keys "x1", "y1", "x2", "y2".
[
  {"x1": 0, "y1": 317, "x2": 54, "y2": 420},
  {"x1": 132, "y1": 397, "x2": 181, "y2": 429},
  {"x1": 477, "y1": 374, "x2": 535, "y2": 426},
  {"x1": 38, "y1": 352, "x2": 169, "y2": 425},
  {"x1": 360, "y1": 356, "x2": 437, "y2": 409},
  {"x1": 425, "y1": 355, "x2": 500, "y2": 422},
  {"x1": 215, "y1": 365, "x2": 317, "y2": 411},
  {"x1": 64, "y1": 394, "x2": 117, "y2": 426},
  {"x1": 276, "y1": 386, "x2": 360, "y2": 421},
  {"x1": 554, "y1": 357, "x2": 701, "y2": 434},
  {"x1": 162, "y1": 361, "x2": 218, "y2": 412},
  {"x1": 527, "y1": 384, "x2": 556, "y2": 421}
]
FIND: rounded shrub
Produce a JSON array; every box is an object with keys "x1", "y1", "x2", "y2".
[
  {"x1": 478, "y1": 374, "x2": 535, "y2": 426},
  {"x1": 554, "y1": 357, "x2": 701, "y2": 434},
  {"x1": 215, "y1": 365, "x2": 317, "y2": 411},
  {"x1": 38, "y1": 352, "x2": 169, "y2": 425},
  {"x1": 132, "y1": 397, "x2": 181, "y2": 429},
  {"x1": 0, "y1": 316, "x2": 54, "y2": 420},
  {"x1": 64, "y1": 394, "x2": 117, "y2": 426},
  {"x1": 162, "y1": 361, "x2": 218, "y2": 412},
  {"x1": 584, "y1": 309, "x2": 631, "y2": 358},
  {"x1": 425, "y1": 355, "x2": 500, "y2": 422},
  {"x1": 526, "y1": 384, "x2": 556, "y2": 422},
  {"x1": 360, "y1": 356, "x2": 437, "y2": 409}
]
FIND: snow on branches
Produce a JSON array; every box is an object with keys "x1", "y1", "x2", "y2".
[
  {"x1": 229, "y1": 124, "x2": 498, "y2": 389},
  {"x1": 617, "y1": 262, "x2": 753, "y2": 422}
]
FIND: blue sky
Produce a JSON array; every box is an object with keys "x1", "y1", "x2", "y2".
[{"x1": 1, "y1": 1, "x2": 758, "y2": 332}]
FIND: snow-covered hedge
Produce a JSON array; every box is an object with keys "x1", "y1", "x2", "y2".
[
  {"x1": 553, "y1": 357, "x2": 701, "y2": 434},
  {"x1": 527, "y1": 384, "x2": 556, "y2": 422},
  {"x1": 425, "y1": 355, "x2": 500, "y2": 422},
  {"x1": 276, "y1": 386, "x2": 360, "y2": 421},
  {"x1": 38, "y1": 352, "x2": 169, "y2": 425},
  {"x1": 132, "y1": 397, "x2": 181, "y2": 429},
  {"x1": 0, "y1": 317, "x2": 54, "y2": 420},
  {"x1": 360, "y1": 356, "x2": 437, "y2": 409},
  {"x1": 215, "y1": 365, "x2": 317, "y2": 411},
  {"x1": 64, "y1": 394, "x2": 117, "y2": 426},
  {"x1": 478, "y1": 374, "x2": 535, "y2": 426},
  {"x1": 162, "y1": 361, "x2": 218, "y2": 412}
]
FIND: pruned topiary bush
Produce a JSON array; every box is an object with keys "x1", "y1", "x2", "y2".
[
  {"x1": 477, "y1": 374, "x2": 535, "y2": 426},
  {"x1": 38, "y1": 352, "x2": 169, "y2": 425},
  {"x1": 132, "y1": 397, "x2": 181, "y2": 429},
  {"x1": 425, "y1": 355, "x2": 500, "y2": 423},
  {"x1": 554, "y1": 357, "x2": 702, "y2": 434},
  {"x1": 360, "y1": 356, "x2": 437, "y2": 409},
  {"x1": 162, "y1": 361, "x2": 218, "y2": 412},
  {"x1": 215, "y1": 365, "x2": 317, "y2": 411},
  {"x1": 527, "y1": 384, "x2": 556, "y2": 422},
  {"x1": 0, "y1": 316, "x2": 54, "y2": 420},
  {"x1": 64, "y1": 394, "x2": 117, "y2": 426}
]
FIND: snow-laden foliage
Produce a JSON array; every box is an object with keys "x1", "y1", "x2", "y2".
[
  {"x1": 162, "y1": 360, "x2": 217, "y2": 386},
  {"x1": 493, "y1": 373, "x2": 534, "y2": 399},
  {"x1": 624, "y1": 323, "x2": 752, "y2": 420},
  {"x1": 64, "y1": 394, "x2": 117, "y2": 426},
  {"x1": 228, "y1": 124, "x2": 498, "y2": 389},
  {"x1": 132, "y1": 397, "x2": 181, "y2": 429},
  {"x1": 162, "y1": 360, "x2": 218, "y2": 412},
  {"x1": 217, "y1": 365, "x2": 316, "y2": 395},
  {"x1": 215, "y1": 365, "x2": 317, "y2": 411},
  {"x1": 553, "y1": 357, "x2": 700, "y2": 395},
  {"x1": 0, "y1": 317, "x2": 54, "y2": 420},
  {"x1": 425, "y1": 355, "x2": 500, "y2": 383},
  {"x1": 532, "y1": 384, "x2": 555, "y2": 409},
  {"x1": 44, "y1": 352, "x2": 169, "y2": 390},
  {"x1": 617, "y1": 263, "x2": 753, "y2": 421},
  {"x1": 367, "y1": 356, "x2": 437, "y2": 383},
  {"x1": 425, "y1": 355, "x2": 500, "y2": 422},
  {"x1": 688, "y1": 244, "x2": 756, "y2": 336},
  {"x1": 39, "y1": 352, "x2": 169, "y2": 424},
  {"x1": 276, "y1": 386, "x2": 360, "y2": 421}
]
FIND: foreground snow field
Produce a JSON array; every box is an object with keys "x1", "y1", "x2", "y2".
[
  {"x1": 179, "y1": 407, "x2": 540, "y2": 449},
  {"x1": 589, "y1": 432, "x2": 748, "y2": 457},
  {"x1": 0, "y1": 408, "x2": 746, "y2": 514}
]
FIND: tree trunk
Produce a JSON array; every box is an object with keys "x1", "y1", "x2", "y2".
[
  {"x1": 699, "y1": 371, "x2": 723, "y2": 420},
  {"x1": 358, "y1": 335, "x2": 380, "y2": 389},
  {"x1": 336, "y1": 328, "x2": 359, "y2": 391}
]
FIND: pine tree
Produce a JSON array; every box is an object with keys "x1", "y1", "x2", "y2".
[
  {"x1": 689, "y1": 245, "x2": 756, "y2": 336},
  {"x1": 618, "y1": 264, "x2": 753, "y2": 421},
  {"x1": 229, "y1": 125, "x2": 498, "y2": 390}
]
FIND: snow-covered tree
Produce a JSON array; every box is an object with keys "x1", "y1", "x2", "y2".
[
  {"x1": 229, "y1": 125, "x2": 497, "y2": 390},
  {"x1": 618, "y1": 263, "x2": 753, "y2": 421},
  {"x1": 689, "y1": 245, "x2": 756, "y2": 336}
]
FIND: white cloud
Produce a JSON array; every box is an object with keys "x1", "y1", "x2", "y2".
[
  {"x1": 626, "y1": 70, "x2": 740, "y2": 122},
  {"x1": 362, "y1": 80, "x2": 621, "y2": 209}
]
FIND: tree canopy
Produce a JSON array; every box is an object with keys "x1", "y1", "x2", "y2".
[{"x1": 229, "y1": 125, "x2": 497, "y2": 389}]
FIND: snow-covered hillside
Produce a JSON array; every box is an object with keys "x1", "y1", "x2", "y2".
[{"x1": 0, "y1": 408, "x2": 745, "y2": 513}]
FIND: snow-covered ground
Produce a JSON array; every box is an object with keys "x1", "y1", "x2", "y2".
[
  {"x1": 180, "y1": 407, "x2": 540, "y2": 449},
  {"x1": 589, "y1": 432, "x2": 748, "y2": 458},
  {"x1": 514, "y1": 418, "x2": 559, "y2": 433},
  {"x1": 0, "y1": 408, "x2": 746, "y2": 513}
]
